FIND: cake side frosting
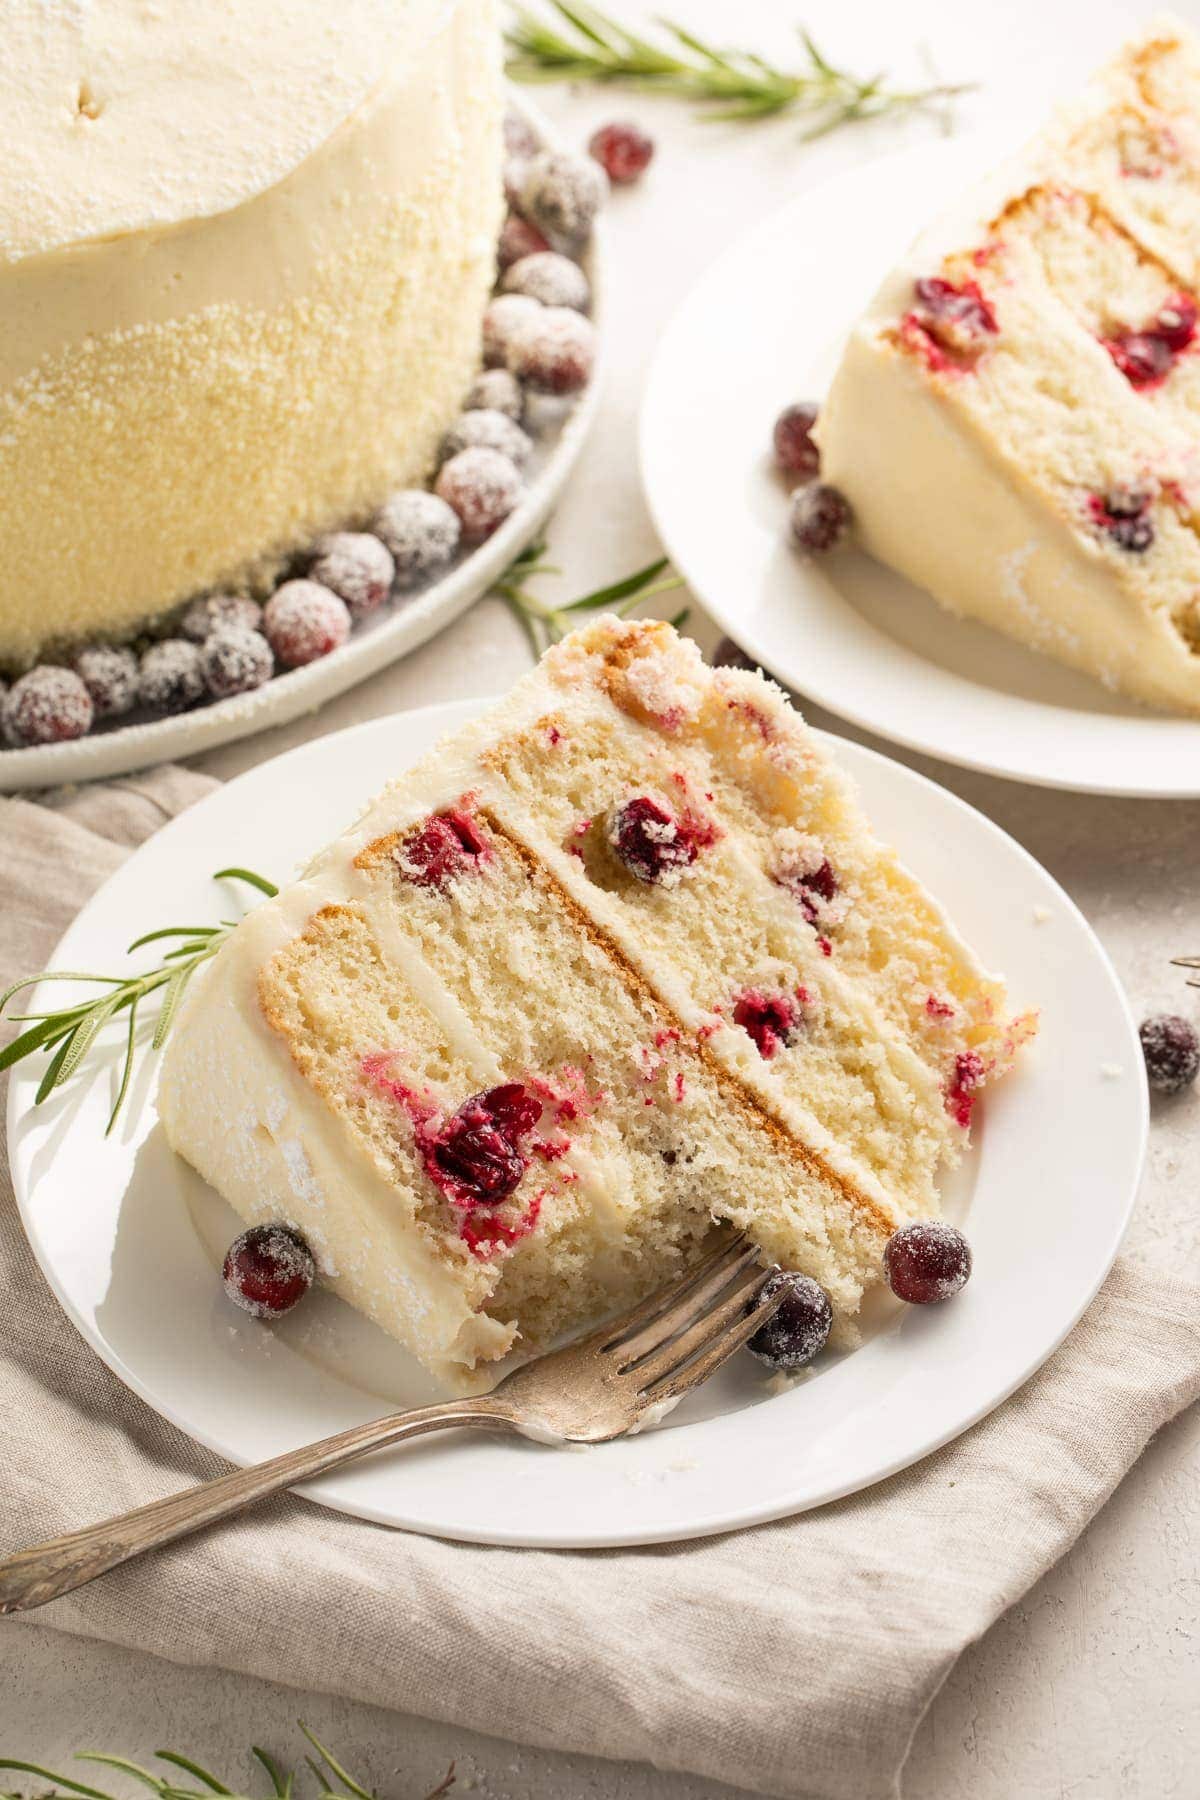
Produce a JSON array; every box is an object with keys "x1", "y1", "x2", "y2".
[
  {"x1": 0, "y1": 0, "x2": 503, "y2": 665},
  {"x1": 817, "y1": 16, "x2": 1200, "y2": 714}
]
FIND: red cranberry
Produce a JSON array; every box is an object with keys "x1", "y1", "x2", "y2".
[
  {"x1": 884, "y1": 1221, "x2": 972, "y2": 1305},
  {"x1": 441, "y1": 409, "x2": 532, "y2": 469},
  {"x1": 202, "y1": 625, "x2": 274, "y2": 699},
  {"x1": 482, "y1": 294, "x2": 542, "y2": 369},
  {"x1": 222, "y1": 1223, "x2": 316, "y2": 1319},
  {"x1": 945, "y1": 1049, "x2": 986, "y2": 1129},
  {"x1": 435, "y1": 447, "x2": 523, "y2": 541},
  {"x1": 72, "y1": 645, "x2": 139, "y2": 720},
  {"x1": 399, "y1": 808, "x2": 490, "y2": 888},
  {"x1": 137, "y1": 639, "x2": 205, "y2": 715},
  {"x1": 308, "y1": 532, "x2": 395, "y2": 618},
  {"x1": 506, "y1": 305, "x2": 596, "y2": 396},
  {"x1": 588, "y1": 120, "x2": 655, "y2": 185},
  {"x1": 374, "y1": 490, "x2": 461, "y2": 588},
  {"x1": 1089, "y1": 490, "x2": 1154, "y2": 553},
  {"x1": 180, "y1": 593, "x2": 262, "y2": 643},
  {"x1": 1139, "y1": 1013, "x2": 1200, "y2": 1093},
  {"x1": 906, "y1": 277, "x2": 999, "y2": 364},
  {"x1": 748, "y1": 1270, "x2": 833, "y2": 1371},
  {"x1": 501, "y1": 251, "x2": 590, "y2": 312},
  {"x1": 519, "y1": 149, "x2": 607, "y2": 248},
  {"x1": 497, "y1": 210, "x2": 551, "y2": 271},
  {"x1": 433, "y1": 1084, "x2": 542, "y2": 1203},
  {"x1": 503, "y1": 110, "x2": 540, "y2": 160},
  {"x1": 1102, "y1": 295, "x2": 1197, "y2": 388},
  {"x1": 2, "y1": 666, "x2": 93, "y2": 746},
  {"x1": 465, "y1": 367, "x2": 525, "y2": 423},
  {"x1": 790, "y1": 483, "x2": 850, "y2": 554},
  {"x1": 263, "y1": 581, "x2": 351, "y2": 668},
  {"x1": 609, "y1": 796, "x2": 697, "y2": 886},
  {"x1": 772, "y1": 403, "x2": 821, "y2": 480},
  {"x1": 732, "y1": 989, "x2": 804, "y2": 1059}
]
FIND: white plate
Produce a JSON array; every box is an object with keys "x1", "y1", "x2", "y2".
[
  {"x1": 0, "y1": 99, "x2": 602, "y2": 796},
  {"x1": 641, "y1": 131, "x2": 1200, "y2": 798},
  {"x1": 7, "y1": 702, "x2": 1146, "y2": 1547}
]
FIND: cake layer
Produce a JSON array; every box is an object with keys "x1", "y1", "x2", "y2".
[
  {"x1": 0, "y1": 0, "x2": 503, "y2": 665},
  {"x1": 817, "y1": 18, "x2": 1200, "y2": 713},
  {"x1": 160, "y1": 620, "x2": 1033, "y2": 1390}
]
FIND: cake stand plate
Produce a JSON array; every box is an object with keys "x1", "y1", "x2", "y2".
[
  {"x1": 7, "y1": 703, "x2": 1145, "y2": 1548},
  {"x1": 641, "y1": 130, "x2": 1200, "y2": 798},
  {"x1": 0, "y1": 101, "x2": 602, "y2": 796}
]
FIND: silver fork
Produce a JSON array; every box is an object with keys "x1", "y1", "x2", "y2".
[{"x1": 0, "y1": 1229, "x2": 778, "y2": 1613}]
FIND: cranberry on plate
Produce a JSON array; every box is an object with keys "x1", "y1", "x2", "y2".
[{"x1": 222, "y1": 1223, "x2": 316, "y2": 1319}]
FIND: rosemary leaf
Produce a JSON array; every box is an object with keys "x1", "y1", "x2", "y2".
[
  {"x1": 0, "y1": 1013, "x2": 75, "y2": 1073},
  {"x1": 250, "y1": 1750, "x2": 290, "y2": 1800},
  {"x1": 106, "y1": 995, "x2": 139, "y2": 1136},
  {"x1": 153, "y1": 1752, "x2": 234, "y2": 1795},
  {"x1": 298, "y1": 1730, "x2": 375, "y2": 1800},
  {"x1": 214, "y1": 867, "x2": 280, "y2": 898},
  {"x1": 151, "y1": 962, "x2": 194, "y2": 1052},
  {"x1": 34, "y1": 1027, "x2": 78, "y2": 1105},
  {"x1": 0, "y1": 1761, "x2": 120, "y2": 1800},
  {"x1": 127, "y1": 925, "x2": 221, "y2": 953}
]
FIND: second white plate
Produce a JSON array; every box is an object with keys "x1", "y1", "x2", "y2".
[
  {"x1": 6, "y1": 702, "x2": 1145, "y2": 1546},
  {"x1": 641, "y1": 132, "x2": 1200, "y2": 797}
]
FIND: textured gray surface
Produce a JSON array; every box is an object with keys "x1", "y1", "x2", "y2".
[{"x1": 3, "y1": 0, "x2": 1199, "y2": 1793}]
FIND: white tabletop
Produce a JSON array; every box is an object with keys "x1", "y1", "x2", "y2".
[{"x1": 6, "y1": 1, "x2": 1200, "y2": 1792}]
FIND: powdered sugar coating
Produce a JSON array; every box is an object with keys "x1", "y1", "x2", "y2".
[
  {"x1": 519, "y1": 149, "x2": 608, "y2": 249},
  {"x1": 441, "y1": 408, "x2": 533, "y2": 469},
  {"x1": 308, "y1": 531, "x2": 395, "y2": 617},
  {"x1": 747, "y1": 1270, "x2": 833, "y2": 1371},
  {"x1": 435, "y1": 447, "x2": 523, "y2": 543},
  {"x1": 181, "y1": 593, "x2": 263, "y2": 643},
  {"x1": 501, "y1": 251, "x2": 590, "y2": 312},
  {"x1": 373, "y1": 490, "x2": 462, "y2": 589},
  {"x1": 202, "y1": 624, "x2": 275, "y2": 698},
  {"x1": 73, "y1": 644, "x2": 139, "y2": 719},
  {"x1": 482, "y1": 293, "x2": 542, "y2": 369},
  {"x1": 137, "y1": 639, "x2": 205, "y2": 715},
  {"x1": 506, "y1": 305, "x2": 596, "y2": 396},
  {"x1": 497, "y1": 211, "x2": 550, "y2": 271},
  {"x1": 3, "y1": 665, "x2": 93, "y2": 745},
  {"x1": 465, "y1": 367, "x2": 525, "y2": 423},
  {"x1": 263, "y1": 580, "x2": 351, "y2": 668}
]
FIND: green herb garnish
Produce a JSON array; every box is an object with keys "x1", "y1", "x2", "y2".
[{"x1": 494, "y1": 539, "x2": 685, "y2": 656}]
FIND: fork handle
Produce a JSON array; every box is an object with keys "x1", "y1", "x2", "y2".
[{"x1": 0, "y1": 1397, "x2": 514, "y2": 1614}]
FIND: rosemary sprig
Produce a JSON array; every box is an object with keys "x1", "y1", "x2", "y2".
[
  {"x1": 0, "y1": 1726, "x2": 453, "y2": 1800},
  {"x1": 0, "y1": 867, "x2": 278, "y2": 1134},
  {"x1": 494, "y1": 539, "x2": 686, "y2": 656},
  {"x1": 505, "y1": 1, "x2": 970, "y2": 134}
]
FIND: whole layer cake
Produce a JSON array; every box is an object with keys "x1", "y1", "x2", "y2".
[
  {"x1": 818, "y1": 17, "x2": 1200, "y2": 715},
  {"x1": 159, "y1": 620, "x2": 1034, "y2": 1390},
  {"x1": 0, "y1": 0, "x2": 503, "y2": 667}
]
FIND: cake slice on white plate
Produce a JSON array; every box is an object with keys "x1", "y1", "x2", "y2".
[
  {"x1": 158, "y1": 620, "x2": 1034, "y2": 1391},
  {"x1": 817, "y1": 16, "x2": 1200, "y2": 715}
]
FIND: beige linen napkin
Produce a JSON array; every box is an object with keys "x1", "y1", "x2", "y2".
[{"x1": 2, "y1": 768, "x2": 1198, "y2": 1800}]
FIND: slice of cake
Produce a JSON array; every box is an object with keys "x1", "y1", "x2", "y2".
[
  {"x1": 0, "y1": 0, "x2": 502, "y2": 665},
  {"x1": 158, "y1": 620, "x2": 1034, "y2": 1390},
  {"x1": 817, "y1": 16, "x2": 1200, "y2": 714}
]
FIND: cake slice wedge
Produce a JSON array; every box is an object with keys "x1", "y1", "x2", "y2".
[
  {"x1": 158, "y1": 619, "x2": 1034, "y2": 1391},
  {"x1": 817, "y1": 17, "x2": 1200, "y2": 714}
]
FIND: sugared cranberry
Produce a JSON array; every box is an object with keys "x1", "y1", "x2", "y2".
[
  {"x1": 748, "y1": 1270, "x2": 833, "y2": 1371},
  {"x1": 433, "y1": 1084, "x2": 542, "y2": 1203},
  {"x1": 482, "y1": 293, "x2": 542, "y2": 369},
  {"x1": 263, "y1": 581, "x2": 351, "y2": 668},
  {"x1": 506, "y1": 305, "x2": 596, "y2": 396},
  {"x1": 222, "y1": 1223, "x2": 316, "y2": 1319},
  {"x1": 137, "y1": 639, "x2": 205, "y2": 715},
  {"x1": 790, "y1": 483, "x2": 850, "y2": 554},
  {"x1": 519, "y1": 150, "x2": 608, "y2": 249},
  {"x1": 1089, "y1": 489, "x2": 1154, "y2": 553},
  {"x1": 588, "y1": 120, "x2": 655, "y2": 186},
  {"x1": 2, "y1": 666, "x2": 94, "y2": 746},
  {"x1": 181, "y1": 593, "x2": 262, "y2": 643},
  {"x1": 441, "y1": 409, "x2": 533, "y2": 469},
  {"x1": 906, "y1": 277, "x2": 999, "y2": 364},
  {"x1": 465, "y1": 367, "x2": 525, "y2": 423},
  {"x1": 503, "y1": 110, "x2": 539, "y2": 161},
  {"x1": 884, "y1": 1221, "x2": 972, "y2": 1305},
  {"x1": 435, "y1": 447, "x2": 523, "y2": 542},
  {"x1": 1139, "y1": 1013, "x2": 1200, "y2": 1094},
  {"x1": 502, "y1": 250, "x2": 590, "y2": 312},
  {"x1": 773, "y1": 403, "x2": 821, "y2": 480},
  {"x1": 497, "y1": 210, "x2": 551, "y2": 271},
  {"x1": 201, "y1": 625, "x2": 274, "y2": 699},
  {"x1": 308, "y1": 532, "x2": 395, "y2": 618},
  {"x1": 609, "y1": 796, "x2": 696, "y2": 887},
  {"x1": 1102, "y1": 295, "x2": 1197, "y2": 388},
  {"x1": 73, "y1": 644, "x2": 139, "y2": 719},
  {"x1": 374, "y1": 490, "x2": 461, "y2": 588},
  {"x1": 732, "y1": 989, "x2": 804, "y2": 1059},
  {"x1": 399, "y1": 808, "x2": 490, "y2": 888}
]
